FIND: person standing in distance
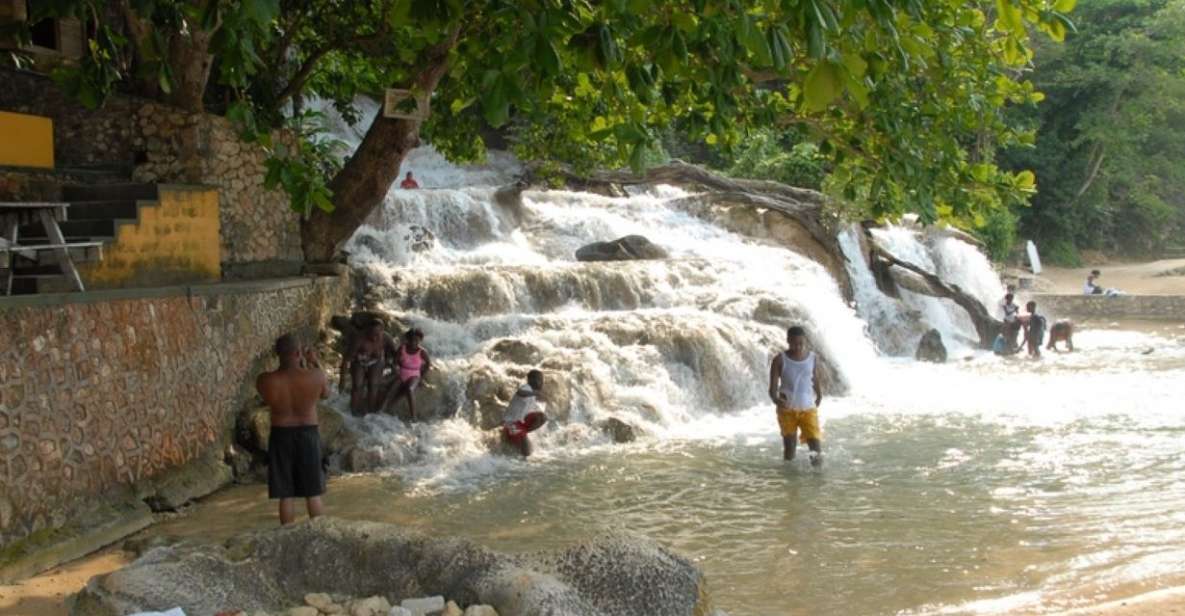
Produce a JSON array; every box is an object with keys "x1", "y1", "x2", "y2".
[
  {"x1": 768, "y1": 326, "x2": 823, "y2": 466},
  {"x1": 257, "y1": 334, "x2": 329, "y2": 524}
]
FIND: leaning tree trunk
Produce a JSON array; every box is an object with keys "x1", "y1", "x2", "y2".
[
  {"x1": 866, "y1": 235, "x2": 1002, "y2": 349},
  {"x1": 301, "y1": 30, "x2": 461, "y2": 263}
]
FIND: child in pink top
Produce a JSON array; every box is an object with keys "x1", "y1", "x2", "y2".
[{"x1": 382, "y1": 328, "x2": 431, "y2": 421}]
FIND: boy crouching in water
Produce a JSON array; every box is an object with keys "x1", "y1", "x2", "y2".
[
  {"x1": 769, "y1": 326, "x2": 823, "y2": 466},
  {"x1": 504, "y1": 370, "x2": 549, "y2": 457}
]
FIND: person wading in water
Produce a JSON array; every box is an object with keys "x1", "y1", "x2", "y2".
[
  {"x1": 256, "y1": 335, "x2": 329, "y2": 524},
  {"x1": 768, "y1": 325, "x2": 824, "y2": 466}
]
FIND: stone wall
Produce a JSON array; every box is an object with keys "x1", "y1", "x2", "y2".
[
  {"x1": 1031, "y1": 294, "x2": 1185, "y2": 321},
  {"x1": 0, "y1": 69, "x2": 304, "y2": 275},
  {"x1": 0, "y1": 275, "x2": 351, "y2": 550},
  {"x1": 131, "y1": 102, "x2": 303, "y2": 274}
]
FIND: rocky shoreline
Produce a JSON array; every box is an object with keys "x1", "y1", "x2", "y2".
[{"x1": 70, "y1": 517, "x2": 713, "y2": 616}]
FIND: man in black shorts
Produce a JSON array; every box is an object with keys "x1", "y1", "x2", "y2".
[{"x1": 257, "y1": 334, "x2": 330, "y2": 524}]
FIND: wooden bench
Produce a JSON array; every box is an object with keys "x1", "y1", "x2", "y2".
[{"x1": 1, "y1": 202, "x2": 102, "y2": 294}]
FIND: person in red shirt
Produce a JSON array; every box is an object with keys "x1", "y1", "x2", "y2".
[{"x1": 400, "y1": 171, "x2": 420, "y2": 189}]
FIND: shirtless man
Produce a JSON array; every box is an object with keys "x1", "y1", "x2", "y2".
[
  {"x1": 1047, "y1": 320, "x2": 1074, "y2": 352},
  {"x1": 257, "y1": 335, "x2": 329, "y2": 525},
  {"x1": 339, "y1": 321, "x2": 397, "y2": 415}
]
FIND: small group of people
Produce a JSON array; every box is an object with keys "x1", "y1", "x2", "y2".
[
  {"x1": 339, "y1": 322, "x2": 431, "y2": 420},
  {"x1": 258, "y1": 324, "x2": 550, "y2": 524},
  {"x1": 995, "y1": 286, "x2": 1074, "y2": 357}
]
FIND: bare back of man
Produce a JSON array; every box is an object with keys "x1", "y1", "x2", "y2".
[{"x1": 257, "y1": 335, "x2": 329, "y2": 524}]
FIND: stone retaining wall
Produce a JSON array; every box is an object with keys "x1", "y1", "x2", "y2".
[
  {"x1": 0, "y1": 275, "x2": 351, "y2": 552},
  {"x1": 0, "y1": 68, "x2": 304, "y2": 275},
  {"x1": 1031, "y1": 294, "x2": 1185, "y2": 321}
]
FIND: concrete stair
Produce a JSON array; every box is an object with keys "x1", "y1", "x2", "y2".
[{"x1": 5, "y1": 182, "x2": 158, "y2": 294}]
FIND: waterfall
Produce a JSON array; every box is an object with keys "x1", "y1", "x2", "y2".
[
  {"x1": 838, "y1": 224, "x2": 1004, "y2": 356},
  {"x1": 320, "y1": 100, "x2": 1009, "y2": 485}
]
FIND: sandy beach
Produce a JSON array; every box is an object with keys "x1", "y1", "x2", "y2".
[{"x1": 1039, "y1": 258, "x2": 1185, "y2": 296}]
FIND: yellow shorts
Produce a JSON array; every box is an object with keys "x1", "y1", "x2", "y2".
[{"x1": 776, "y1": 406, "x2": 821, "y2": 444}]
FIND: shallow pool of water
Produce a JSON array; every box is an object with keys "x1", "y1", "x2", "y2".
[{"x1": 143, "y1": 326, "x2": 1185, "y2": 616}]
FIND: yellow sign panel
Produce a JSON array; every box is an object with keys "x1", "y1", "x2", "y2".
[{"x1": 0, "y1": 111, "x2": 54, "y2": 169}]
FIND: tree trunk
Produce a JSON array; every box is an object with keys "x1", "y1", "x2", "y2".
[
  {"x1": 301, "y1": 29, "x2": 461, "y2": 263},
  {"x1": 865, "y1": 232, "x2": 1002, "y2": 348},
  {"x1": 166, "y1": 29, "x2": 215, "y2": 113}
]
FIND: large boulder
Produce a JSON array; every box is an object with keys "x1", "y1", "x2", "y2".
[
  {"x1": 71, "y1": 517, "x2": 711, "y2": 616},
  {"x1": 575, "y1": 235, "x2": 668, "y2": 262},
  {"x1": 245, "y1": 404, "x2": 348, "y2": 455},
  {"x1": 915, "y1": 328, "x2": 948, "y2": 363},
  {"x1": 598, "y1": 417, "x2": 638, "y2": 443}
]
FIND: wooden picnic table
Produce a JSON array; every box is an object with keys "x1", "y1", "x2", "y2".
[{"x1": 0, "y1": 202, "x2": 86, "y2": 294}]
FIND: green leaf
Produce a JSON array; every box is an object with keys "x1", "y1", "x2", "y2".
[
  {"x1": 841, "y1": 52, "x2": 867, "y2": 79},
  {"x1": 740, "y1": 19, "x2": 773, "y2": 66},
  {"x1": 803, "y1": 61, "x2": 841, "y2": 112},
  {"x1": 1053, "y1": 0, "x2": 1076, "y2": 12},
  {"x1": 483, "y1": 90, "x2": 511, "y2": 127},
  {"x1": 995, "y1": 0, "x2": 1024, "y2": 34},
  {"x1": 807, "y1": 20, "x2": 825, "y2": 59},
  {"x1": 1015, "y1": 169, "x2": 1036, "y2": 191},
  {"x1": 536, "y1": 38, "x2": 562, "y2": 76}
]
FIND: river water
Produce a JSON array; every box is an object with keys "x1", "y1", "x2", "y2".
[
  {"x1": 180, "y1": 106, "x2": 1185, "y2": 615},
  {"x1": 296, "y1": 141, "x2": 1185, "y2": 615}
]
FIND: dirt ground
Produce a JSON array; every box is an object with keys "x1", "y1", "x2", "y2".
[{"x1": 1038, "y1": 258, "x2": 1185, "y2": 295}]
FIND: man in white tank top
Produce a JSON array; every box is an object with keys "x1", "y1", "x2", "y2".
[{"x1": 768, "y1": 326, "x2": 823, "y2": 465}]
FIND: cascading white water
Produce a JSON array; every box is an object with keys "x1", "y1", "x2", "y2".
[
  {"x1": 305, "y1": 103, "x2": 1185, "y2": 616},
  {"x1": 342, "y1": 167, "x2": 886, "y2": 486},
  {"x1": 838, "y1": 225, "x2": 1005, "y2": 355}
]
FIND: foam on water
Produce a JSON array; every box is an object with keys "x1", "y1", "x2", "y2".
[{"x1": 315, "y1": 101, "x2": 1185, "y2": 614}]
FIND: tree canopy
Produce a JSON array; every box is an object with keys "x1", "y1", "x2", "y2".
[
  {"x1": 1000, "y1": 0, "x2": 1185, "y2": 262},
  {"x1": 7, "y1": 0, "x2": 1069, "y2": 261}
]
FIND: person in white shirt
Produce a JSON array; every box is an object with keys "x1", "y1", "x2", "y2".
[
  {"x1": 503, "y1": 370, "x2": 548, "y2": 457},
  {"x1": 768, "y1": 326, "x2": 823, "y2": 465},
  {"x1": 1084, "y1": 270, "x2": 1103, "y2": 295},
  {"x1": 1000, "y1": 293, "x2": 1021, "y2": 351}
]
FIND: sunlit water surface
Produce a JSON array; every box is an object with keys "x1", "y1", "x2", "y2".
[{"x1": 151, "y1": 324, "x2": 1185, "y2": 616}]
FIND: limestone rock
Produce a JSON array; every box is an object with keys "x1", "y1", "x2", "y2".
[
  {"x1": 343, "y1": 446, "x2": 385, "y2": 473},
  {"x1": 304, "y1": 592, "x2": 337, "y2": 613},
  {"x1": 387, "y1": 608, "x2": 413, "y2": 616},
  {"x1": 289, "y1": 607, "x2": 319, "y2": 616},
  {"x1": 441, "y1": 600, "x2": 463, "y2": 616},
  {"x1": 246, "y1": 404, "x2": 347, "y2": 454},
  {"x1": 915, "y1": 328, "x2": 948, "y2": 363},
  {"x1": 575, "y1": 235, "x2": 668, "y2": 262},
  {"x1": 462, "y1": 607, "x2": 499, "y2": 616},
  {"x1": 488, "y1": 339, "x2": 542, "y2": 366},
  {"x1": 400, "y1": 596, "x2": 444, "y2": 615},
  {"x1": 139, "y1": 449, "x2": 233, "y2": 512},
  {"x1": 71, "y1": 517, "x2": 710, "y2": 616},
  {"x1": 598, "y1": 417, "x2": 638, "y2": 443},
  {"x1": 350, "y1": 596, "x2": 392, "y2": 616}
]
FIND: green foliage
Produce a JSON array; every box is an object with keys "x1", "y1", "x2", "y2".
[
  {"x1": 975, "y1": 206, "x2": 1020, "y2": 263},
  {"x1": 1042, "y1": 237, "x2": 1082, "y2": 267},
  {"x1": 26, "y1": 0, "x2": 1070, "y2": 243},
  {"x1": 724, "y1": 130, "x2": 827, "y2": 190},
  {"x1": 1001, "y1": 0, "x2": 1185, "y2": 256},
  {"x1": 241, "y1": 107, "x2": 346, "y2": 216}
]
